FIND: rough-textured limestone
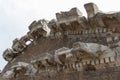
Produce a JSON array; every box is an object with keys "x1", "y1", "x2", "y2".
[{"x1": 1, "y1": 2, "x2": 120, "y2": 80}]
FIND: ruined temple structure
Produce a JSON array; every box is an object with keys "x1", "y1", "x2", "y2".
[{"x1": 1, "y1": 2, "x2": 120, "y2": 80}]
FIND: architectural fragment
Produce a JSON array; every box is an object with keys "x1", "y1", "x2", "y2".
[{"x1": 1, "y1": 2, "x2": 120, "y2": 80}]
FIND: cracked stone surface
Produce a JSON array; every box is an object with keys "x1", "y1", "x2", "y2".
[{"x1": 1, "y1": 2, "x2": 120, "y2": 80}]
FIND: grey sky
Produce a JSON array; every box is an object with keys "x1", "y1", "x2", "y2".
[{"x1": 0, "y1": 0, "x2": 120, "y2": 71}]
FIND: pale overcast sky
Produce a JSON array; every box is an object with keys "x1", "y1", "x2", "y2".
[{"x1": 0, "y1": 0, "x2": 120, "y2": 71}]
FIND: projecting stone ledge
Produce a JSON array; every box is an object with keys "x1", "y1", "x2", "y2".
[{"x1": 2, "y1": 2, "x2": 120, "y2": 80}]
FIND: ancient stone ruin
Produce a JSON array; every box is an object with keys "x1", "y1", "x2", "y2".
[{"x1": 1, "y1": 2, "x2": 120, "y2": 80}]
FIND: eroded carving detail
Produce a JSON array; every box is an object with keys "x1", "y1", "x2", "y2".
[
  {"x1": 28, "y1": 19, "x2": 51, "y2": 40},
  {"x1": 3, "y1": 62, "x2": 36, "y2": 79},
  {"x1": 3, "y1": 48, "x2": 18, "y2": 62},
  {"x1": 2, "y1": 2, "x2": 120, "y2": 80}
]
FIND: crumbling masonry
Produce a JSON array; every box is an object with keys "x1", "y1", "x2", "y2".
[{"x1": 1, "y1": 2, "x2": 120, "y2": 80}]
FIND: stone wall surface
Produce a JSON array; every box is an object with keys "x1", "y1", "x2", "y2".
[
  {"x1": 8, "y1": 66, "x2": 120, "y2": 80},
  {"x1": 1, "y1": 2, "x2": 120, "y2": 80}
]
